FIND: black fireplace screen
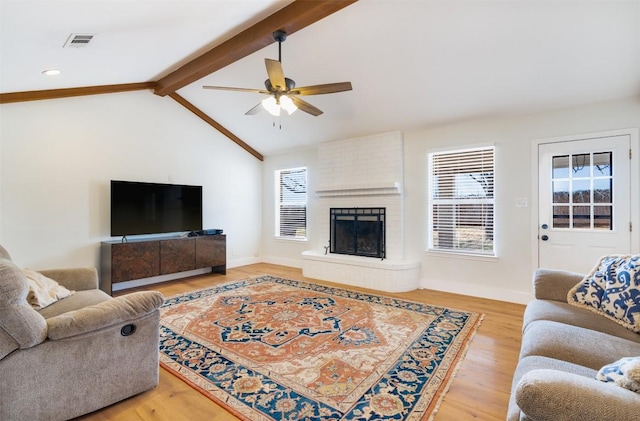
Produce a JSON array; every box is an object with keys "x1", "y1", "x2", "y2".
[{"x1": 330, "y1": 208, "x2": 385, "y2": 258}]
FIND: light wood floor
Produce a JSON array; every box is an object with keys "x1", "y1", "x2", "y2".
[{"x1": 77, "y1": 263, "x2": 525, "y2": 421}]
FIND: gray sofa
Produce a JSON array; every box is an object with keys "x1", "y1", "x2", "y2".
[
  {"x1": 508, "y1": 268, "x2": 640, "y2": 420},
  {"x1": 0, "y1": 244, "x2": 164, "y2": 420}
]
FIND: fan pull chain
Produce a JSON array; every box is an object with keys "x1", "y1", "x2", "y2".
[{"x1": 271, "y1": 115, "x2": 283, "y2": 130}]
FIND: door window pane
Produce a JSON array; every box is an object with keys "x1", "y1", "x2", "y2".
[
  {"x1": 572, "y1": 206, "x2": 591, "y2": 229},
  {"x1": 553, "y1": 206, "x2": 570, "y2": 228},
  {"x1": 553, "y1": 181, "x2": 569, "y2": 203},
  {"x1": 552, "y1": 156, "x2": 570, "y2": 178},
  {"x1": 572, "y1": 154, "x2": 590, "y2": 177},
  {"x1": 572, "y1": 180, "x2": 591, "y2": 203},
  {"x1": 593, "y1": 152, "x2": 612, "y2": 176},
  {"x1": 593, "y1": 179, "x2": 612, "y2": 203},
  {"x1": 594, "y1": 205, "x2": 612, "y2": 230}
]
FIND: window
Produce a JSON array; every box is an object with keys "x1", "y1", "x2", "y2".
[
  {"x1": 428, "y1": 147, "x2": 495, "y2": 255},
  {"x1": 275, "y1": 167, "x2": 307, "y2": 240},
  {"x1": 551, "y1": 152, "x2": 613, "y2": 230}
]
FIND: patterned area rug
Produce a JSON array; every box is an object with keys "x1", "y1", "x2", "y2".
[{"x1": 159, "y1": 275, "x2": 483, "y2": 420}]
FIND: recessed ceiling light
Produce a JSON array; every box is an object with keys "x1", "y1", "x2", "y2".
[{"x1": 42, "y1": 69, "x2": 61, "y2": 76}]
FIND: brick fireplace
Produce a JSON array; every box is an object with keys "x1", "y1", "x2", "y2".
[{"x1": 302, "y1": 132, "x2": 420, "y2": 292}]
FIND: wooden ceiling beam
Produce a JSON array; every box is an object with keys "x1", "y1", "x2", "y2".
[
  {"x1": 0, "y1": 82, "x2": 156, "y2": 104},
  {"x1": 154, "y1": 0, "x2": 357, "y2": 97}
]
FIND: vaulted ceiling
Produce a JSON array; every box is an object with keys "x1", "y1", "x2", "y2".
[{"x1": 2, "y1": 0, "x2": 639, "y2": 159}]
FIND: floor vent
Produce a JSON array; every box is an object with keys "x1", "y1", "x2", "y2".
[{"x1": 63, "y1": 34, "x2": 95, "y2": 48}]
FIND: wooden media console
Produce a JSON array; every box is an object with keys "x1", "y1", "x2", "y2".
[{"x1": 100, "y1": 234, "x2": 226, "y2": 294}]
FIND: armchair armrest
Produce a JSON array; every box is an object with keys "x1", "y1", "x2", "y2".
[
  {"x1": 38, "y1": 267, "x2": 99, "y2": 291},
  {"x1": 532, "y1": 268, "x2": 584, "y2": 302},
  {"x1": 516, "y1": 369, "x2": 640, "y2": 421},
  {"x1": 46, "y1": 291, "x2": 164, "y2": 340}
]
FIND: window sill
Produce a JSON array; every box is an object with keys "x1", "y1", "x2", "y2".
[
  {"x1": 426, "y1": 249, "x2": 499, "y2": 262},
  {"x1": 274, "y1": 236, "x2": 308, "y2": 243}
]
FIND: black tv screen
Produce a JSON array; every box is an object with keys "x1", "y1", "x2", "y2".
[{"x1": 110, "y1": 180, "x2": 203, "y2": 237}]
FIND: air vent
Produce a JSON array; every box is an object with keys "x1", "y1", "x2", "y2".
[{"x1": 63, "y1": 33, "x2": 95, "y2": 48}]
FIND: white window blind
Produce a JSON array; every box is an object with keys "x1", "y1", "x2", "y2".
[
  {"x1": 275, "y1": 167, "x2": 307, "y2": 240},
  {"x1": 428, "y1": 147, "x2": 495, "y2": 255}
]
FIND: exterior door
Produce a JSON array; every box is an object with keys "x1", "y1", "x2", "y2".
[{"x1": 538, "y1": 135, "x2": 631, "y2": 273}]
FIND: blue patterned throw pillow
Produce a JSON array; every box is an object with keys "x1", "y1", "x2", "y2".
[
  {"x1": 596, "y1": 356, "x2": 640, "y2": 393},
  {"x1": 568, "y1": 255, "x2": 640, "y2": 333}
]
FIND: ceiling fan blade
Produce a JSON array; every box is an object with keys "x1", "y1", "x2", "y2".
[
  {"x1": 291, "y1": 96, "x2": 323, "y2": 116},
  {"x1": 203, "y1": 85, "x2": 269, "y2": 94},
  {"x1": 265, "y1": 59, "x2": 286, "y2": 90},
  {"x1": 245, "y1": 102, "x2": 263, "y2": 115},
  {"x1": 291, "y1": 82, "x2": 352, "y2": 96}
]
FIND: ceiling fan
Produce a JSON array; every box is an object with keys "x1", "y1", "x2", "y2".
[{"x1": 202, "y1": 30, "x2": 352, "y2": 117}]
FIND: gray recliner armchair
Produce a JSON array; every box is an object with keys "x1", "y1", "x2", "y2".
[{"x1": 0, "y1": 244, "x2": 164, "y2": 420}]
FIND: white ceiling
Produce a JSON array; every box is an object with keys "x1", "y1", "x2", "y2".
[{"x1": 2, "y1": 0, "x2": 639, "y2": 156}]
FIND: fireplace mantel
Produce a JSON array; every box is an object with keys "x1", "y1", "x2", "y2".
[{"x1": 315, "y1": 181, "x2": 401, "y2": 197}]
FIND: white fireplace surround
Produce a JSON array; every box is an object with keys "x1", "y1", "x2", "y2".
[{"x1": 302, "y1": 131, "x2": 421, "y2": 292}]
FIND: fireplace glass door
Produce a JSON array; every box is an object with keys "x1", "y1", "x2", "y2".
[{"x1": 330, "y1": 208, "x2": 385, "y2": 258}]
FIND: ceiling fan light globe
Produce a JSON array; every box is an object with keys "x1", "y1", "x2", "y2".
[
  {"x1": 280, "y1": 95, "x2": 297, "y2": 115},
  {"x1": 262, "y1": 96, "x2": 280, "y2": 116}
]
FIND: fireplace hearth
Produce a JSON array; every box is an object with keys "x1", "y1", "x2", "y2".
[{"x1": 330, "y1": 208, "x2": 385, "y2": 259}]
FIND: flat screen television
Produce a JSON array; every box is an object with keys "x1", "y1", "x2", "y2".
[{"x1": 110, "y1": 180, "x2": 203, "y2": 237}]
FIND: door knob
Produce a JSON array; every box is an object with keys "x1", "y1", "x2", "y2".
[
  {"x1": 541, "y1": 224, "x2": 548, "y2": 230},
  {"x1": 541, "y1": 235, "x2": 549, "y2": 241}
]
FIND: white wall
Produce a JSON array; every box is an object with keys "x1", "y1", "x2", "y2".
[
  {"x1": 262, "y1": 96, "x2": 640, "y2": 303},
  {"x1": 261, "y1": 146, "x2": 317, "y2": 268},
  {"x1": 405, "y1": 96, "x2": 640, "y2": 303},
  {"x1": 0, "y1": 90, "x2": 262, "y2": 271},
  {"x1": 3, "y1": 91, "x2": 638, "y2": 302}
]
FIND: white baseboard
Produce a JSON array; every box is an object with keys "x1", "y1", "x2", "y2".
[
  {"x1": 228, "y1": 256, "x2": 262, "y2": 268},
  {"x1": 261, "y1": 256, "x2": 303, "y2": 268},
  {"x1": 419, "y1": 277, "x2": 533, "y2": 304}
]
